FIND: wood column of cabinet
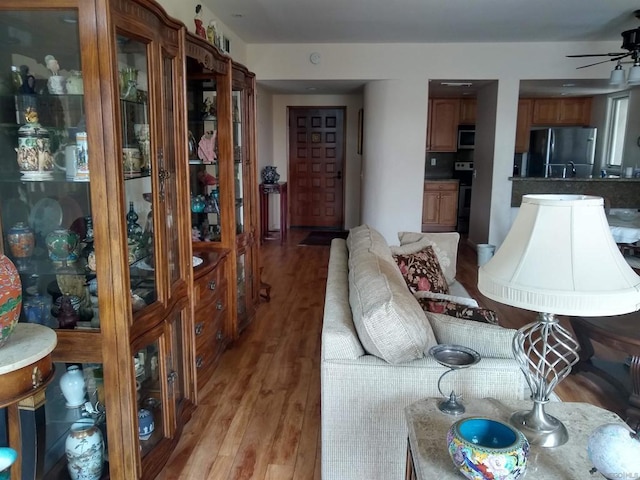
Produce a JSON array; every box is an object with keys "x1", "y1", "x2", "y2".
[
  {"x1": 531, "y1": 97, "x2": 592, "y2": 126},
  {"x1": 422, "y1": 181, "x2": 459, "y2": 232},
  {"x1": 427, "y1": 98, "x2": 460, "y2": 152},
  {"x1": 0, "y1": 2, "x2": 197, "y2": 479}
]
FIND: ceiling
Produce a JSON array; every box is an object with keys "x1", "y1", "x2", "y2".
[{"x1": 203, "y1": 0, "x2": 640, "y2": 96}]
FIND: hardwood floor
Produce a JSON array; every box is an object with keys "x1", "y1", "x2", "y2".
[{"x1": 158, "y1": 230, "x2": 628, "y2": 479}]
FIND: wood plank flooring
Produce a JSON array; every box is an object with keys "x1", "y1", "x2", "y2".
[{"x1": 157, "y1": 230, "x2": 628, "y2": 479}]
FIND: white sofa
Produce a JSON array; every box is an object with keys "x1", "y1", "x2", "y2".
[{"x1": 320, "y1": 225, "x2": 529, "y2": 480}]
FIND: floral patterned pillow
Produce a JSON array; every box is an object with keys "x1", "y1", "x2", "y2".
[
  {"x1": 416, "y1": 297, "x2": 499, "y2": 325},
  {"x1": 393, "y1": 246, "x2": 449, "y2": 294}
]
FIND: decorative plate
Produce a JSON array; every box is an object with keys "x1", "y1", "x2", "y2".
[{"x1": 28, "y1": 198, "x2": 63, "y2": 237}]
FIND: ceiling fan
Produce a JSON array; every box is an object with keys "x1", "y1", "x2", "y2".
[{"x1": 567, "y1": 10, "x2": 640, "y2": 85}]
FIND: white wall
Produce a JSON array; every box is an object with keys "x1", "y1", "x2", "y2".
[
  {"x1": 362, "y1": 80, "x2": 428, "y2": 244},
  {"x1": 268, "y1": 93, "x2": 363, "y2": 231}
]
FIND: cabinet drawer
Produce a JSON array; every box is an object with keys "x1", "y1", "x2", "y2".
[
  {"x1": 194, "y1": 299, "x2": 227, "y2": 351},
  {"x1": 194, "y1": 268, "x2": 226, "y2": 306},
  {"x1": 424, "y1": 181, "x2": 458, "y2": 192}
]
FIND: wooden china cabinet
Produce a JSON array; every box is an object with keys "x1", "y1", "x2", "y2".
[{"x1": 0, "y1": 1, "x2": 194, "y2": 479}]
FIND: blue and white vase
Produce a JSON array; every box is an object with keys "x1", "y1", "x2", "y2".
[
  {"x1": 65, "y1": 419, "x2": 104, "y2": 480},
  {"x1": 138, "y1": 408, "x2": 155, "y2": 440},
  {"x1": 261, "y1": 165, "x2": 280, "y2": 184}
]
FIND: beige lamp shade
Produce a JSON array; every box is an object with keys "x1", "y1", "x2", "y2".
[{"x1": 478, "y1": 194, "x2": 640, "y2": 317}]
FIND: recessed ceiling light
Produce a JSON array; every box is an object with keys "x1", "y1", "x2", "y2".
[
  {"x1": 231, "y1": 13, "x2": 244, "y2": 18},
  {"x1": 306, "y1": 87, "x2": 317, "y2": 91}
]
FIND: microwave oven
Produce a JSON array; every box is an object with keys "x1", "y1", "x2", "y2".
[{"x1": 457, "y1": 128, "x2": 475, "y2": 149}]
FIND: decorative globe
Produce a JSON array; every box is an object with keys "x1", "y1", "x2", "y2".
[
  {"x1": 447, "y1": 417, "x2": 529, "y2": 480},
  {"x1": 587, "y1": 423, "x2": 640, "y2": 480},
  {"x1": 0, "y1": 255, "x2": 21, "y2": 348}
]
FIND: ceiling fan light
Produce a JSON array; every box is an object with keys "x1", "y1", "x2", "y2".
[
  {"x1": 628, "y1": 64, "x2": 640, "y2": 84},
  {"x1": 609, "y1": 66, "x2": 626, "y2": 85}
]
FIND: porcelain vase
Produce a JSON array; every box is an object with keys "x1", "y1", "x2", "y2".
[
  {"x1": 6, "y1": 222, "x2": 34, "y2": 271},
  {"x1": 0, "y1": 255, "x2": 21, "y2": 348},
  {"x1": 65, "y1": 419, "x2": 104, "y2": 480},
  {"x1": 45, "y1": 229, "x2": 79, "y2": 266},
  {"x1": 261, "y1": 165, "x2": 280, "y2": 184},
  {"x1": 60, "y1": 365, "x2": 86, "y2": 408}
]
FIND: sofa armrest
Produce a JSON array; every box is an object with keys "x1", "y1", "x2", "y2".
[{"x1": 426, "y1": 311, "x2": 516, "y2": 359}]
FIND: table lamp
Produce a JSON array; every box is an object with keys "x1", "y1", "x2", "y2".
[{"x1": 478, "y1": 194, "x2": 640, "y2": 447}]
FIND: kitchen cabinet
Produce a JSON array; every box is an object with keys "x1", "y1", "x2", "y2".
[
  {"x1": 232, "y1": 62, "x2": 260, "y2": 334},
  {"x1": 422, "y1": 181, "x2": 459, "y2": 232},
  {"x1": 515, "y1": 99, "x2": 533, "y2": 153},
  {"x1": 427, "y1": 98, "x2": 460, "y2": 152},
  {"x1": 0, "y1": 2, "x2": 194, "y2": 479},
  {"x1": 459, "y1": 98, "x2": 477, "y2": 125},
  {"x1": 531, "y1": 97, "x2": 592, "y2": 126}
]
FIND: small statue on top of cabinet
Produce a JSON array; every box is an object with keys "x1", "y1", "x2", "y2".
[{"x1": 194, "y1": 5, "x2": 206, "y2": 39}]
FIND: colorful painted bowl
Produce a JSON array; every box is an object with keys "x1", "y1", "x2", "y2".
[
  {"x1": 0, "y1": 255, "x2": 21, "y2": 348},
  {"x1": 447, "y1": 417, "x2": 529, "y2": 480},
  {"x1": 0, "y1": 447, "x2": 18, "y2": 480}
]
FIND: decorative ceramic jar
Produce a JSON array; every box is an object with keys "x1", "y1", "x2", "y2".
[
  {"x1": 191, "y1": 194, "x2": 206, "y2": 213},
  {"x1": 45, "y1": 229, "x2": 79, "y2": 265},
  {"x1": 60, "y1": 365, "x2": 86, "y2": 407},
  {"x1": 261, "y1": 165, "x2": 280, "y2": 184},
  {"x1": 447, "y1": 417, "x2": 529, "y2": 480},
  {"x1": 0, "y1": 255, "x2": 21, "y2": 348},
  {"x1": 16, "y1": 108, "x2": 54, "y2": 180},
  {"x1": 587, "y1": 423, "x2": 640, "y2": 479},
  {"x1": 6, "y1": 222, "x2": 34, "y2": 271},
  {"x1": 66, "y1": 70, "x2": 84, "y2": 94},
  {"x1": 23, "y1": 294, "x2": 51, "y2": 326},
  {"x1": 0, "y1": 447, "x2": 17, "y2": 480},
  {"x1": 138, "y1": 408, "x2": 155, "y2": 440},
  {"x1": 65, "y1": 419, "x2": 104, "y2": 480}
]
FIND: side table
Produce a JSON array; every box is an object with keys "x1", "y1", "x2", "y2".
[
  {"x1": 0, "y1": 323, "x2": 57, "y2": 480},
  {"x1": 259, "y1": 182, "x2": 287, "y2": 244},
  {"x1": 405, "y1": 397, "x2": 622, "y2": 480}
]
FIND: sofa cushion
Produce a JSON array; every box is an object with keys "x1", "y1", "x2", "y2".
[
  {"x1": 394, "y1": 232, "x2": 460, "y2": 285},
  {"x1": 393, "y1": 246, "x2": 449, "y2": 294},
  {"x1": 347, "y1": 224, "x2": 395, "y2": 264},
  {"x1": 347, "y1": 225, "x2": 437, "y2": 364},
  {"x1": 426, "y1": 312, "x2": 515, "y2": 358}
]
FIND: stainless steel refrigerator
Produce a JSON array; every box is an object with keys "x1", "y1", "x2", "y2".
[{"x1": 526, "y1": 127, "x2": 597, "y2": 178}]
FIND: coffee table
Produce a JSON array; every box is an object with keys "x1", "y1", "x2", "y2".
[{"x1": 405, "y1": 397, "x2": 623, "y2": 480}]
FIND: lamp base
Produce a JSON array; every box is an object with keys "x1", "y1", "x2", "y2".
[{"x1": 510, "y1": 408, "x2": 569, "y2": 447}]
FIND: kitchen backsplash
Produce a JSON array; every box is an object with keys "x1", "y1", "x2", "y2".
[{"x1": 424, "y1": 151, "x2": 473, "y2": 179}]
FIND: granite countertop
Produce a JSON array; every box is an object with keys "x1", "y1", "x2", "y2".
[
  {"x1": 406, "y1": 397, "x2": 623, "y2": 480},
  {"x1": 511, "y1": 177, "x2": 640, "y2": 182}
]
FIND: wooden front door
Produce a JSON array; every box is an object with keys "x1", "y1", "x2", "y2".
[{"x1": 288, "y1": 107, "x2": 345, "y2": 228}]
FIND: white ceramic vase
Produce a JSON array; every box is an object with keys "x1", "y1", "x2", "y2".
[
  {"x1": 59, "y1": 365, "x2": 86, "y2": 408},
  {"x1": 65, "y1": 419, "x2": 104, "y2": 480}
]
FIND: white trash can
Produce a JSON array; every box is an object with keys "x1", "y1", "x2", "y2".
[{"x1": 477, "y1": 244, "x2": 495, "y2": 267}]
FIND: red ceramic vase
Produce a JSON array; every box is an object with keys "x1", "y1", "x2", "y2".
[{"x1": 0, "y1": 254, "x2": 21, "y2": 347}]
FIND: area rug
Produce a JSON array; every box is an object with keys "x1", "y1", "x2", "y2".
[{"x1": 299, "y1": 230, "x2": 349, "y2": 246}]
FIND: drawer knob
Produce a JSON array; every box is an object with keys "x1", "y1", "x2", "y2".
[
  {"x1": 216, "y1": 330, "x2": 223, "y2": 341},
  {"x1": 208, "y1": 280, "x2": 217, "y2": 291},
  {"x1": 195, "y1": 322, "x2": 204, "y2": 336},
  {"x1": 195, "y1": 356, "x2": 203, "y2": 368},
  {"x1": 216, "y1": 301, "x2": 223, "y2": 310}
]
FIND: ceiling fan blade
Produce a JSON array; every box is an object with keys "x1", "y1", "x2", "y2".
[
  {"x1": 566, "y1": 52, "x2": 627, "y2": 58},
  {"x1": 576, "y1": 53, "x2": 631, "y2": 69}
]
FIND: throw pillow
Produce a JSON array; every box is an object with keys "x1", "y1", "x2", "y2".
[
  {"x1": 416, "y1": 297, "x2": 499, "y2": 325},
  {"x1": 393, "y1": 246, "x2": 449, "y2": 294},
  {"x1": 393, "y1": 232, "x2": 460, "y2": 285}
]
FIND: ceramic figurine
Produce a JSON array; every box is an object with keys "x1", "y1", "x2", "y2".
[
  {"x1": 207, "y1": 20, "x2": 217, "y2": 46},
  {"x1": 194, "y1": 4, "x2": 206, "y2": 38},
  {"x1": 57, "y1": 295, "x2": 80, "y2": 329},
  {"x1": 45, "y1": 55, "x2": 66, "y2": 95},
  {"x1": 198, "y1": 130, "x2": 217, "y2": 163}
]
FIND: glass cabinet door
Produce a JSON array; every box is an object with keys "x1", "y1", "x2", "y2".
[
  {"x1": 187, "y1": 74, "x2": 222, "y2": 243},
  {"x1": 233, "y1": 90, "x2": 244, "y2": 235},
  {"x1": 0, "y1": 9, "x2": 96, "y2": 331}
]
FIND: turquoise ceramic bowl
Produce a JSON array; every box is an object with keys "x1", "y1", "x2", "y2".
[
  {"x1": 0, "y1": 447, "x2": 18, "y2": 480},
  {"x1": 447, "y1": 417, "x2": 529, "y2": 480}
]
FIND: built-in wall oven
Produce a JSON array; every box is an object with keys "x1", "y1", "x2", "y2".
[{"x1": 453, "y1": 161, "x2": 473, "y2": 234}]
